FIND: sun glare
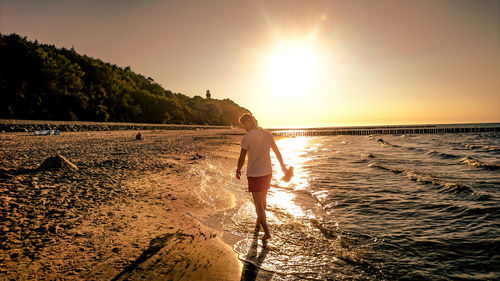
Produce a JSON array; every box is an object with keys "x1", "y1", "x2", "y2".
[{"x1": 269, "y1": 46, "x2": 318, "y2": 98}]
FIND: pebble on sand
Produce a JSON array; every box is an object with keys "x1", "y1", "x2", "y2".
[{"x1": 191, "y1": 153, "x2": 205, "y2": 160}]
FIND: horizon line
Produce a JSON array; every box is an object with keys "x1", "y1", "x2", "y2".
[{"x1": 265, "y1": 122, "x2": 500, "y2": 130}]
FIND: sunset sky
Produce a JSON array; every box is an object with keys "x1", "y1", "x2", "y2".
[{"x1": 1, "y1": 0, "x2": 499, "y2": 128}]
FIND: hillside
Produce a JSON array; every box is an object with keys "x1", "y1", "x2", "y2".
[{"x1": 0, "y1": 33, "x2": 250, "y2": 126}]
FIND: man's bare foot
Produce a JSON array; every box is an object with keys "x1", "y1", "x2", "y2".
[
  {"x1": 262, "y1": 239, "x2": 268, "y2": 248},
  {"x1": 262, "y1": 232, "x2": 271, "y2": 240}
]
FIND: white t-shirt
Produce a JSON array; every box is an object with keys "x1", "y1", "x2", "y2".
[{"x1": 241, "y1": 128, "x2": 274, "y2": 177}]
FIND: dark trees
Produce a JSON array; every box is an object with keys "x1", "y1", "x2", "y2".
[{"x1": 0, "y1": 33, "x2": 250, "y2": 125}]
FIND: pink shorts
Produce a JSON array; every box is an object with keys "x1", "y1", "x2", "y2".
[{"x1": 247, "y1": 174, "x2": 272, "y2": 192}]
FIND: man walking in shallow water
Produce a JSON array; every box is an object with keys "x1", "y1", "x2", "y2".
[{"x1": 236, "y1": 113, "x2": 289, "y2": 241}]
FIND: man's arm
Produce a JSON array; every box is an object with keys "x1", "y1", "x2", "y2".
[
  {"x1": 271, "y1": 140, "x2": 287, "y2": 172},
  {"x1": 236, "y1": 148, "x2": 247, "y2": 179}
]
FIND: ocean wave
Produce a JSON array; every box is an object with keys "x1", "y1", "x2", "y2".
[
  {"x1": 460, "y1": 206, "x2": 500, "y2": 218},
  {"x1": 460, "y1": 157, "x2": 500, "y2": 170},
  {"x1": 360, "y1": 153, "x2": 375, "y2": 158},
  {"x1": 368, "y1": 162, "x2": 473, "y2": 194},
  {"x1": 406, "y1": 146, "x2": 427, "y2": 152},
  {"x1": 368, "y1": 162, "x2": 403, "y2": 174},
  {"x1": 472, "y1": 192, "x2": 493, "y2": 202},
  {"x1": 426, "y1": 150, "x2": 461, "y2": 159},
  {"x1": 353, "y1": 153, "x2": 376, "y2": 164},
  {"x1": 464, "y1": 144, "x2": 500, "y2": 151},
  {"x1": 464, "y1": 144, "x2": 482, "y2": 149},
  {"x1": 377, "y1": 138, "x2": 401, "y2": 148}
]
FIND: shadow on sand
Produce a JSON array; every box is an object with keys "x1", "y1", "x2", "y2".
[
  {"x1": 111, "y1": 233, "x2": 175, "y2": 281},
  {"x1": 0, "y1": 167, "x2": 38, "y2": 179},
  {"x1": 240, "y1": 234, "x2": 271, "y2": 281}
]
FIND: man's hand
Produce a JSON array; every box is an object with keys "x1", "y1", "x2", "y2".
[
  {"x1": 281, "y1": 165, "x2": 288, "y2": 173},
  {"x1": 281, "y1": 166, "x2": 294, "y2": 182},
  {"x1": 236, "y1": 148, "x2": 246, "y2": 180}
]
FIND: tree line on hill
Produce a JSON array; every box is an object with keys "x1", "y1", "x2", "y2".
[{"x1": 0, "y1": 33, "x2": 250, "y2": 125}]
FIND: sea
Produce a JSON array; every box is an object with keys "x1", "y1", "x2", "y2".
[{"x1": 193, "y1": 128, "x2": 500, "y2": 280}]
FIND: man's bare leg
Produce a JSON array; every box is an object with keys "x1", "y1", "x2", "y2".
[
  {"x1": 263, "y1": 188, "x2": 268, "y2": 210},
  {"x1": 251, "y1": 193, "x2": 262, "y2": 232},
  {"x1": 252, "y1": 192, "x2": 270, "y2": 240}
]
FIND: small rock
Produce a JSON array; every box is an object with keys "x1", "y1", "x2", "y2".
[
  {"x1": 37, "y1": 155, "x2": 78, "y2": 171},
  {"x1": 191, "y1": 153, "x2": 204, "y2": 160}
]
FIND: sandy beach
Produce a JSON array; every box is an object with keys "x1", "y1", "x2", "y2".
[{"x1": 0, "y1": 129, "x2": 250, "y2": 280}]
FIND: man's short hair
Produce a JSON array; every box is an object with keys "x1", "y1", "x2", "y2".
[{"x1": 239, "y1": 113, "x2": 257, "y2": 126}]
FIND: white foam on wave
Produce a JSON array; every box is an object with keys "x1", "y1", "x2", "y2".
[
  {"x1": 187, "y1": 159, "x2": 238, "y2": 211},
  {"x1": 464, "y1": 144, "x2": 500, "y2": 151},
  {"x1": 460, "y1": 157, "x2": 500, "y2": 170},
  {"x1": 426, "y1": 150, "x2": 460, "y2": 159},
  {"x1": 368, "y1": 162, "x2": 472, "y2": 193},
  {"x1": 360, "y1": 153, "x2": 375, "y2": 158}
]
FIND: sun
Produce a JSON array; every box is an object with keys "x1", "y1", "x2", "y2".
[{"x1": 269, "y1": 46, "x2": 318, "y2": 98}]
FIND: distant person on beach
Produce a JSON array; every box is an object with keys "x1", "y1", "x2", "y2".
[
  {"x1": 135, "y1": 132, "x2": 142, "y2": 140},
  {"x1": 236, "y1": 113, "x2": 291, "y2": 241}
]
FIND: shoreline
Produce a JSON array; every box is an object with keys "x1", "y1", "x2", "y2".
[
  {"x1": 0, "y1": 119, "x2": 233, "y2": 133},
  {"x1": 0, "y1": 129, "x2": 246, "y2": 280}
]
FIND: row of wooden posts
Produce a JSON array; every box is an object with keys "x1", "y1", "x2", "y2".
[{"x1": 269, "y1": 126, "x2": 499, "y2": 137}]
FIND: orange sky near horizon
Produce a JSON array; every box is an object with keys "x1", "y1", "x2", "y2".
[{"x1": 1, "y1": 0, "x2": 499, "y2": 128}]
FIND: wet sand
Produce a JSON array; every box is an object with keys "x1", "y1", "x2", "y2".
[{"x1": 0, "y1": 129, "x2": 246, "y2": 280}]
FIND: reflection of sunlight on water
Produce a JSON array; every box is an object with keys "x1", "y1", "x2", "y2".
[
  {"x1": 267, "y1": 137, "x2": 317, "y2": 219},
  {"x1": 267, "y1": 190, "x2": 307, "y2": 218},
  {"x1": 272, "y1": 137, "x2": 312, "y2": 190}
]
